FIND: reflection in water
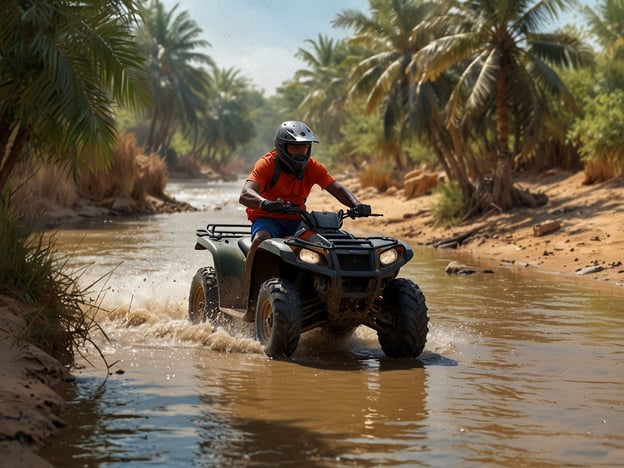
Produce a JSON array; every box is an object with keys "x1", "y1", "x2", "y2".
[
  {"x1": 192, "y1": 352, "x2": 429, "y2": 467},
  {"x1": 45, "y1": 344, "x2": 434, "y2": 467},
  {"x1": 40, "y1": 180, "x2": 624, "y2": 467}
]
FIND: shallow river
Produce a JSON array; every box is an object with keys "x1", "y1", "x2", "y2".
[{"x1": 40, "y1": 180, "x2": 623, "y2": 467}]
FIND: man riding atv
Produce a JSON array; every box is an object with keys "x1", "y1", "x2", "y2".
[
  {"x1": 239, "y1": 120, "x2": 372, "y2": 260},
  {"x1": 188, "y1": 119, "x2": 428, "y2": 359}
]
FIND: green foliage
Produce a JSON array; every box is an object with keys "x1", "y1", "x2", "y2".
[
  {"x1": 327, "y1": 106, "x2": 385, "y2": 166},
  {"x1": 0, "y1": 0, "x2": 135, "y2": 365},
  {"x1": 238, "y1": 95, "x2": 282, "y2": 166},
  {"x1": 583, "y1": 0, "x2": 624, "y2": 61},
  {"x1": 0, "y1": 0, "x2": 148, "y2": 189},
  {"x1": 135, "y1": 0, "x2": 213, "y2": 154},
  {"x1": 332, "y1": 0, "x2": 441, "y2": 171},
  {"x1": 567, "y1": 89, "x2": 624, "y2": 165},
  {"x1": 403, "y1": 139, "x2": 438, "y2": 168},
  {"x1": 430, "y1": 181, "x2": 469, "y2": 227},
  {"x1": 132, "y1": 2, "x2": 267, "y2": 168},
  {"x1": 197, "y1": 68, "x2": 257, "y2": 166},
  {"x1": 292, "y1": 35, "x2": 355, "y2": 145},
  {"x1": 0, "y1": 193, "x2": 104, "y2": 365},
  {"x1": 319, "y1": 101, "x2": 435, "y2": 172}
]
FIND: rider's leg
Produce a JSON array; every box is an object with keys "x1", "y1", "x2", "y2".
[
  {"x1": 246, "y1": 218, "x2": 298, "y2": 267},
  {"x1": 249, "y1": 230, "x2": 271, "y2": 257},
  {"x1": 246, "y1": 229, "x2": 272, "y2": 270}
]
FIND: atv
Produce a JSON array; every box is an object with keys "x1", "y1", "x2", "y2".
[{"x1": 188, "y1": 206, "x2": 428, "y2": 359}]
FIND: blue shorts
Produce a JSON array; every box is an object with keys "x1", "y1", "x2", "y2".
[{"x1": 252, "y1": 217, "x2": 301, "y2": 239}]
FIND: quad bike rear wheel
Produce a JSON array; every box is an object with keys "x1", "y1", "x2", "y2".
[
  {"x1": 377, "y1": 278, "x2": 429, "y2": 358},
  {"x1": 255, "y1": 278, "x2": 301, "y2": 359},
  {"x1": 188, "y1": 267, "x2": 219, "y2": 324}
]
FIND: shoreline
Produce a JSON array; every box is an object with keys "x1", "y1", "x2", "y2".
[{"x1": 309, "y1": 170, "x2": 624, "y2": 289}]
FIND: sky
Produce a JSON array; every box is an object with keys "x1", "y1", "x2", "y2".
[
  {"x1": 159, "y1": 0, "x2": 368, "y2": 95},
  {"x1": 159, "y1": 0, "x2": 597, "y2": 97}
]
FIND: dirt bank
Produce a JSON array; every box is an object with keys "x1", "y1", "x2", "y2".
[
  {"x1": 40, "y1": 192, "x2": 196, "y2": 229},
  {"x1": 0, "y1": 296, "x2": 71, "y2": 467}
]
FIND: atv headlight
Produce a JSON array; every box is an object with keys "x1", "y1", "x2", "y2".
[
  {"x1": 299, "y1": 248, "x2": 322, "y2": 265},
  {"x1": 379, "y1": 248, "x2": 399, "y2": 266}
]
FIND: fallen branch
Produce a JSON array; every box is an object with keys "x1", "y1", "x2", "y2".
[{"x1": 430, "y1": 228, "x2": 481, "y2": 248}]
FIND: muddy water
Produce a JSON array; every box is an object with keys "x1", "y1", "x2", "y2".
[{"x1": 40, "y1": 180, "x2": 624, "y2": 467}]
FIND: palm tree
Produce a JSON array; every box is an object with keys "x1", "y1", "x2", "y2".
[
  {"x1": 333, "y1": 0, "x2": 441, "y2": 170},
  {"x1": 136, "y1": 0, "x2": 213, "y2": 154},
  {"x1": 582, "y1": 0, "x2": 624, "y2": 89},
  {"x1": 583, "y1": 0, "x2": 624, "y2": 60},
  {"x1": 194, "y1": 67, "x2": 256, "y2": 169},
  {"x1": 0, "y1": 0, "x2": 147, "y2": 190},
  {"x1": 294, "y1": 35, "x2": 352, "y2": 144},
  {"x1": 332, "y1": 0, "x2": 475, "y2": 195},
  {"x1": 416, "y1": 0, "x2": 592, "y2": 211}
]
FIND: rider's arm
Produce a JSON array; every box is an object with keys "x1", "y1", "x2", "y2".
[
  {"x1": 325, "y1": 181, "x2": 361, "y2": 208},
  {"x1": 239, "y1": 180, "x2": 265, "y2": 209}
]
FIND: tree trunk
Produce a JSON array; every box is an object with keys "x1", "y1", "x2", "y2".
[
  {"x1": 0, "y1": 125, "x2": 29, "y2": 192},
  {"x1": 447, "y1": 124, "x2": 475, "y2": 200},
  {"x1": 146, "y1": 105, "x2": 159, "y2": 152},
  {"x1": 155, "y1": 111, "x2": 174, "y2": 155},
  {"x1": 492, "y1": 150, "x2": 514, "y2": 210},
  {"x1": 492, "y1": 66, "x2": 515, "y2": 210}
]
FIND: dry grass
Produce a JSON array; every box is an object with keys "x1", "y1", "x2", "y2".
[
  {"x1": 133, "y1": 153, "x2": 167, "y2": 198},
  {"x1": 9, "y1": 133, "x2": 169, "y2": 219},
  {"x1": 10, "y1": 161, "x2": 79, "y2": 215},
  {"x1": 358, "y1": 163, "x2": 400, "y2": 192},
  {"x1": 583, "y1": 158, "x2": 623, "y2": 184},
  {"x1": 75, "y1": 133, "x2": 140, "y2": 199}
]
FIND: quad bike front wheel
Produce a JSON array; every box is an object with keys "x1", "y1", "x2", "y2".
[
  {"x1": 188, "y1": 267, "x2": 219, "y2": 324},
  {"x1": 377, "y1": 278, "x2": 429, "y2": 358},
  {"x1": 255, "y1": 278, "x2": 302, "y2": 359}
]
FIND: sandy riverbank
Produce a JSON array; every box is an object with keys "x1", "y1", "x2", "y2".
[{"x1": 310, "y1": 170, "x2": 624, "y2": 289}]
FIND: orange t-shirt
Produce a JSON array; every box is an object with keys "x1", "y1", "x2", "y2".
[{"x1": 246, "y1": 150, "x2": 336, "y2": 221}]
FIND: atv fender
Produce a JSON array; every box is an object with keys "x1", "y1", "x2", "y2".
[
  {"x1": 195, "y1": 237, "x2": 246, "y2": 308},
  {"x1": 244, "y1": 238, "x2": 298, "y2": 311}
]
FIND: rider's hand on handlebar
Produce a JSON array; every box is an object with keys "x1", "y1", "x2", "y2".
[
  {"x1": 353, "y1": 203, "x2": 372, "y2": 216},
  {"x1": 261, "y1": 199, "x2": 286, "y2": 213}
]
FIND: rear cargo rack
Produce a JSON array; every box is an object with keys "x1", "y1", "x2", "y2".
[{"x1": 196, "y1": 223, "x2": 251, "y2": 240}]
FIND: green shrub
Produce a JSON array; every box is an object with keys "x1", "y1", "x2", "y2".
[
  {"x1": 0, "y1": 192, "x2": 104, "y2": 365},
  {"x1": 431, "y1": 181, "x2": 469, "y2": 227},
  {"x1": 567, "y1": 89, "x2": 624, "y2": 180}
]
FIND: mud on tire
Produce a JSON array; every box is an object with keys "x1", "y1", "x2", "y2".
[
  {"x1": 377, "y1": 278, "x2": 429, "y2": 358},
  {"x1": 255, "y1": 278, "x2": 301, "y2": 359},
  {"x1": 188, "y1": 267, "x2": 219, "y2": 324}
]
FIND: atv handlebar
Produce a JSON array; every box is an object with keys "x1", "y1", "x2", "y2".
[
  {"x1": 279, "y1": 202, "x2": 382, "y2": 219},
  {"x1": 345, "y1": 206, "x2": 383, "y2": 219}
]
